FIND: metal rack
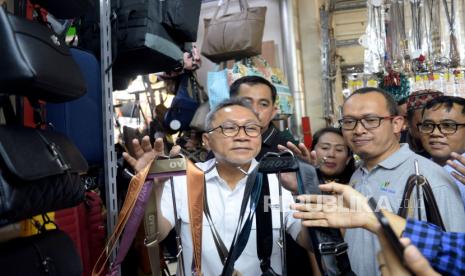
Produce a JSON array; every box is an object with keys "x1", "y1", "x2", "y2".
[{"x1": 99, "y1": 0, "x2": 119, "y2": 266}]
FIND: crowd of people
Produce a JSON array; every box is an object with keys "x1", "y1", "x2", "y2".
[{"x1": 122, "y1": 75, "x2": 465, "y2": 275}]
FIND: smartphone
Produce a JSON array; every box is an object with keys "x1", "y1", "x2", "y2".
[{"x1": 368, "y1": 197, "x2": 408, "y2": 266}]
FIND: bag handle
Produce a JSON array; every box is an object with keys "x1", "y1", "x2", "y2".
[
  {"x1": 92, "y1": 162, "x2": 153, "y2": 276},
  {"x1": 212, "y1": 0, "x2": 249, "y2": 20}
]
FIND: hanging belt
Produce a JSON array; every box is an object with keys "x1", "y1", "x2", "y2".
[{"x1": 295, "y1": 160, "x2": 356, "y2": 276}]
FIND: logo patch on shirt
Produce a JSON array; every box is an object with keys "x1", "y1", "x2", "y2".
[{"x1": 380, "y1": 181, "x2": 396, "y2": 194}]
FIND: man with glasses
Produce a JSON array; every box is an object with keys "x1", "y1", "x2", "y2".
[
  {"x1": 418, "y1": 96, "x2": 465, "y2": 204},
  {"x1": 405, "y1": 90, "x2": 443, "y2": 157},
  {"x1": 338, "y1": 87, "x2": 465, "y2": 276},
  {"x1": 124, "y1": 98, "x2": 306, "y2": 275}
]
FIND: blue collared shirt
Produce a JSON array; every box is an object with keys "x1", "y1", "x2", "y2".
[{"x1": 403, "y1": 218, "x2": 465, "y2": 276}]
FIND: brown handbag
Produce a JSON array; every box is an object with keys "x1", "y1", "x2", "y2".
[{"x1": 201, "y1": 0, "x2": 267, "y2": 63}]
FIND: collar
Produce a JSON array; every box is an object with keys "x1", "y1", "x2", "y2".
[
  {"x1": 198, "y1": 158, "x2": 259, "y2": 182},
  {"x1": 262, "y1": 124, "x2": 278, "y2": 146},
  {"x1": 377, "y1": 143, "x2": 411, "y2": 170}
]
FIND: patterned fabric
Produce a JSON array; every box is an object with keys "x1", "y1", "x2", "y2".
[
  {"x1": 403, "y1": 218, "x2": 465, "y2": 275},
  {"x1": 406, "y1": 90, "x2": 443, "y2": 112}
]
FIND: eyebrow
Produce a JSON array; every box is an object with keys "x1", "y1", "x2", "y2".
[{"x1": 318, "y1": 142, "x2": 346, "y2": 147}]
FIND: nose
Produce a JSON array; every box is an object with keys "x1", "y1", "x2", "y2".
[
  {"x1": 234, "y1": 126, "x2": 250, "y2": 140},
  {"x1": 327, "y1": 148, "x2": 336, "y2": 157},
  {"x1": 353, "y1": 120, "x2": 367, "y2": 135},
  {"x1": 430, "y1": 125, "x2": 444, "y2": 137}
]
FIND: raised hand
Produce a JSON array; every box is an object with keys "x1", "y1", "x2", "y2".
[
  {"x1": 447, "y1": 152, "x2": 465, "y2": 185},
  {"x1": 277, "y1": 141, "x2": 318, "y2": 166}
]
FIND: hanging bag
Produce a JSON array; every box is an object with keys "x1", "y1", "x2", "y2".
[
  {"x1": 0, "y1": 126, "x2": 88, "y2": 227},
  {"x1": 164, "y1": 73, "x2": 200, "y2": 133},
  {"x1": 201, "y1": 0, "x2": 267, "y2": 63},
  {"x1": 0, "y1": 8, "x2": 86, "y2": 103}
]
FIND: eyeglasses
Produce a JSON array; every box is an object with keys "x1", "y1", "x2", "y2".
[
  {"x1": 339, "y1": 116, "x2": 395, "y2": 131},
  {"x1": 207, "y1": 123, "x2": 262, "y2": 137},
  {"x1": 417, "y1": 121, "x2": 465, "y2": 135}
]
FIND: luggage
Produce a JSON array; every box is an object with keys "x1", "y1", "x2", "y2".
[
  {"x1": 160, "y1": 0, "x2": 202, "y2": 42},
  {"x1": 46, "y1": 48, "x2": 104, "y2": 165},
  {"x1": 55, "y1": 191, "x2": 106, "y2": 276}
]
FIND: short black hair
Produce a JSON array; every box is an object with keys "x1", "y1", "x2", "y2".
[
  {"x1": 229, "y1": 76, "x2": 277, "y2": 104},
  {"x1": 422, "y1": 95, "x2": 465, "y2": 117},
  {"x1": 344, "y1": 87, "x2": 399, "y2": 116}
]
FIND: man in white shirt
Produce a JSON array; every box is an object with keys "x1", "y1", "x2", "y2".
[{"x1": 123, "y1": 98, "x2": 305, "y2": 275}]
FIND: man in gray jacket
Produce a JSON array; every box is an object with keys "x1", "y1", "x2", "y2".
[{"x1": 339, "y1": 87, "x2": 465, "y2": 276}]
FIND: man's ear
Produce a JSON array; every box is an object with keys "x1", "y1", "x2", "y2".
[
  {"x1": 202, "y1": 132, "x2": 211, "y2": 151},
  {"x1": 392, "y1": 115, "x2": 405, "y2": 134}
]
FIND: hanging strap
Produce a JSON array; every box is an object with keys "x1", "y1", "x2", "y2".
[
  {"x1": 397, "y1": 174, "x2": 446, "y2": 231},
  {"x1": 221, "y1": 169, "x2": 263, "y2": 276},
  {"x1": 296, "y1": 161, "x2": 356, "y2": 276},
  {"x1": 186, "y1": 160, "x2": 205, "y2": 275},
  {"x1": 255, "y1": 174, "x2": 274, "y2": 274},
  {"x1": 92, "y1": 161, "x2": 153, "y2": 276},
  {"x1": 144, "y1": 188, "x2": 161, "y2": 276}
]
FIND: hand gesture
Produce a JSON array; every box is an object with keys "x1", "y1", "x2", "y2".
[
  {"x1": 291, "y1": 183, "x2": 375, "y2": 231},
  {"x1": 277, "y1": 142, "x2": 318, "y2": 166},
  {"x1": 447, "y1": 152, "x2": 465, "y2": 185}
]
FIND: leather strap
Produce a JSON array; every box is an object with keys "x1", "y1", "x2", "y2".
[
  {"x1": 92, "y1": 161, "x2": 153, "y2": 276},
  {"x1": 397, "y1": 174, "x2": 446, "y2": 231},
  {"x1": 186, "y1": 160, "x2": 205, "y2": 275},
  {"x1": 296, "y1": 161, "x2": 356, "y2": 276},
  {"x1": 144, "y1": 188, "x2": 161, "y2": 276},
  {"x1": 255, "y1": 173, "x2": 275, "y2": 274},
  {"x1": 221, "y1": 169, "x2": 263, "y2": 276}
]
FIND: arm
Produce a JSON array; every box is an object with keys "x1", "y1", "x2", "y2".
[{"x1": 291, "y1": 183, "x2": 406, "y2": 235}]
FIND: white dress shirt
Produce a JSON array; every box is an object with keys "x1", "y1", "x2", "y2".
[{"x1": 160, "y1": 158, "x2": 301, "y2": 276}]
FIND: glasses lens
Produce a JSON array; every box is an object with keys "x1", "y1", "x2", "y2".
[
  {"x1": 244, "y1": 125, "x2": 261, "y2": 137},
  {"x1": 362, "y1": 117, "x2": 381, "y2": 129},
  {"x1": 419, "y1": 123, "x2": 434, "y2": 133},
  {"x1": 439, "y1": 122, "x2": 458, "y2": 134},
  {"x1": 221, "y1": 124, "x2": 239, "y2": 136},
  {"x1": 340, "y1": 119, "x2": 356, "y2": 130}
]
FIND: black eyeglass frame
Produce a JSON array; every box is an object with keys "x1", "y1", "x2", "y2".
[
  {"x1": 207, "y1": 123, "x2": 263, "y2": 137},
  {"x1": 338, "y1": 115, "x2": 396, "y2": 131},
  {"x1": 417, "y1": 121, "x2": 465, "y2": 135}
]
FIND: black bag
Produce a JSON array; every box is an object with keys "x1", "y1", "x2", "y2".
[
  {"x1": 112, "y1": 0, "x2": 184, "y2": 80},
  {"x1": 30, "y1": 0, "x2": 94, "y2": 19},
  {"x1": 163, "y1": 73, "x2": 199, "y2": 133},
  {"x1": 160, "y1": 0, "x2": 202, "y2": 42},
  {"x1": 0, "y1": 126, "x2": 88, "y2": 227},
  {"x1": 0, "y1": 229, "x2": 83, "y2": 276},
  {"x1": 0, "y1": 8, "x2": 86, "y2": 103}
]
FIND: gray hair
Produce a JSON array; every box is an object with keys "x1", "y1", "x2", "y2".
[{"x1": 204, "y1": 98, "x2": 258, "y2": 130}]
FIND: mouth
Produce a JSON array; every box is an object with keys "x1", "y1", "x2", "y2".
[
  {"x1": 323, "y1": 162, "x2": 337, "y2": 168},
  {"x1": 428, "y1": 141, "x2": 448, "y2": 150},
  {"x1": 231, "y1": 147, "x2": 253, "y2": 152},
  {"x1": 352, "y1": 139, "x2": 371, "y2": 146}
]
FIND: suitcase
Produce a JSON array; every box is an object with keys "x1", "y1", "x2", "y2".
[
  {"x1": 55, "y1": 191, "x2": 105, "y2": 276},
  {"x1": 46, "y1": 48, "x2": 103, "y2": 165}
]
